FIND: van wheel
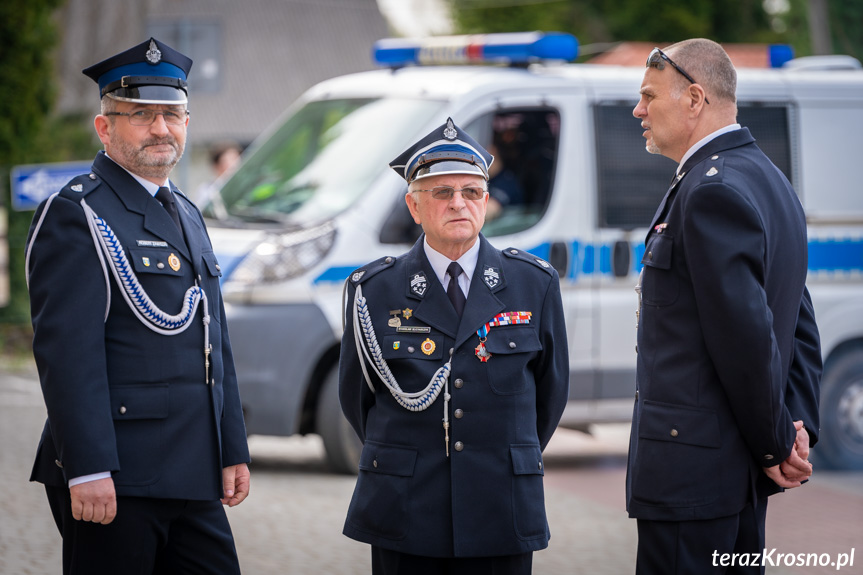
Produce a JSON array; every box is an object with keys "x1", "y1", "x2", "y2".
[
  {"x1": 316, "y1": 368, "x2": 362, "y2": 474},
  {"x1": 814, "y1": 351, "x2": 863, "y2": 471}
]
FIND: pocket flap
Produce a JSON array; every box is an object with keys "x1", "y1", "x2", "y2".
[
  {"x1": 510, "y1": 444, "x2": 544, "y2": 476},
  {"x1": 359, "y1": 441, "x2": 418, "y2": 477},
  {"x1": 639, "y1": 400, "x2": 720, "y2": 448},
  {"x1": 128, "y1": 248, "x2": 182, "y2": 276},
  {"x1": 202, "y1": 251, "x2": 222, "y2": 277},
  {"x1": 110, "y1": 384, "x2": 169, "y2": 420},
  {"x1": 485, "y1": 326, "x2": 542, "y2": 355},
  {"x1": 641, "y1": 234, "x2": 673, "y2": 270}
]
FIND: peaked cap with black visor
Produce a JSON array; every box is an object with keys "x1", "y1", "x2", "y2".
[
  {"x1": 83, "y1": 38, "x2": 193, "y2": 105},
  {"x1": 390, "y1": 117, "x2": 494, "y2": 184}
]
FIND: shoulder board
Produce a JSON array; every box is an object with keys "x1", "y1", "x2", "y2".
[
  {"x1": 696, "y1": 155, "x2": 726, "y2": 184},
  {"x1": 502, "y1": 247, "x2": 555, "y2": 275},
  {"x1": 349, "y1": 255, "x2": 397, "y2": 285},
  {"x1": 58, "y1": 172, "x2": 101, "y2": 199}
]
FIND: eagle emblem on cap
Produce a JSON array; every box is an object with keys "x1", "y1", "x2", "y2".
[
  {"x1": 443, "y1": 118, "x2": 457, "y2": 140},
  {"x1": 145, "y1": 39, "x2": 162, "y2": 65}
]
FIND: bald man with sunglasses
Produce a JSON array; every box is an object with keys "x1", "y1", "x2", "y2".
[{"x1": 627, "y1": 38, "x2": 821, "y2": 574}]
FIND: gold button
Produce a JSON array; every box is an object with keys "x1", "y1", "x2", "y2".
[
  {"x1": 670, "y1": 428, "x2": 678, "y2": 437},
  {"x1": 454, "y1": 409, "x2": 464, "y2": 419},
  {"x1": 454, "y1": 441, "x2": 464, "y2": 452}
]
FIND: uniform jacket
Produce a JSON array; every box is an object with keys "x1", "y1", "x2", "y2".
[
  {"x1": 626, "y1": 128, "x2": 822, "y2": 521},
  {"x1": 27, "y1": 151, "x2": 250, "y2": 500},
  {"x1": 339, "y1": 234, "x2": 569, "y2": 557}
]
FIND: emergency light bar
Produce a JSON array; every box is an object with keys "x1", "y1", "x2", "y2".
[{"x1": 373, "y1": 32, "x2": 578, "y2": 68}]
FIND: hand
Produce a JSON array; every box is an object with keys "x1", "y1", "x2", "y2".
[
  {"x1": 70, "y1": 477, "x2": 117, "y2": 524},
  {"x1": 763, "y1": 421, "x2": 812, "y2": 488},
  {"x1": 221, "y1": 463, "x2": 250, "y2": 507}
]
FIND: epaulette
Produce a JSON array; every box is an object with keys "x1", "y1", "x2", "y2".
[
  {"x1": 349, "y1": 255, "x2": 398, "y2": 285},
  {"x1": 502, "y1": 247, "x2": 555, "y2": 275},
  {"x1": 697, "y1": 155, "x2": 726, "y2": 183},
  {"x1": 58, "y1": 172, "x2": 101, "y2": 199}
]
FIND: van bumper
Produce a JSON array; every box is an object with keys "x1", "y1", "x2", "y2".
[{"x1": 225, "y1": 302, "x2": 337, "y2": 436}]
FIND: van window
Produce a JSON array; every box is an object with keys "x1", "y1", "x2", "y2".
[
  {"x1": 380, "y1": 108, "x2": 560, "y2": 243},
  {"x1": 211, "y1": 98, "x2": 443, "y2": 225},
  {"x1": 594, "y1": 102, "x2": 793, "y2": 230}
]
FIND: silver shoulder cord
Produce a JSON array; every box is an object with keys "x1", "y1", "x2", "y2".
[{"x1": 351, "y1": 283, "x2": 454, "y2": 455}]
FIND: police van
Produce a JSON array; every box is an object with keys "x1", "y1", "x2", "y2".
[{"x1": 205, "y1": 33, "x2": 863, "y2": 473}]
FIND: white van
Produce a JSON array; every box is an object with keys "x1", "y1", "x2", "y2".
[{"x1": 206, "y1": 33, "x2": 863, "y2": 473}]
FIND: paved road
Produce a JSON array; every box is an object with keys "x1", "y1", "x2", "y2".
[{"x1": 2, "y1": 360, "x2": 861, "y2": 574}]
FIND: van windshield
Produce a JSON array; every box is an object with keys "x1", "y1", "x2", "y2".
[{"x1": 211, "y1": 98, "x2": 444, "y2": 225}]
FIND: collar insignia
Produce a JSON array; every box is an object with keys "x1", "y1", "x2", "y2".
[
  {"x1": 410, "y1": 272, "x2": 428, "y2": 297},
  {"x1": 483, "y1": 266, "x2": 500, "y2": 289}
]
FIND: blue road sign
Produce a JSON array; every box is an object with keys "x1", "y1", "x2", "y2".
[{"x1": 11, "y1": 161, "x2": 92, "y2": 211}]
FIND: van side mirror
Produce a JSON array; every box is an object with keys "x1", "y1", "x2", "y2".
[
  {"x1": 612, "y1": 240, "x2": 631, "y2": 278},
  {"x1": 549, "y1": 241, "x2": 569, "y2": 276}
]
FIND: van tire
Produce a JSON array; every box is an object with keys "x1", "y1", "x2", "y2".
[
  {"x1": 814, "y1": 350, "x2": 863, "y2": 471},
  {"x1": 317, "y1": 367, "x2": 362, "y2": 474}
]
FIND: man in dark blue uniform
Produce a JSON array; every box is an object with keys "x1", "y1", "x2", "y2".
[
  {"x1": 26, "y1": 38, "x2": 250, "y2": 574},
  {"x1": 338, "y1": 118, "x2": 569, "y2": 575},
  {"x1": 628, "y1": 39, "x2": 822, "y2": 574}
]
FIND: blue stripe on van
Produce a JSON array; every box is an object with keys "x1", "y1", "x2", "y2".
[{"x1": 309, "y1": 238, "x2": 862, "y2": 285}]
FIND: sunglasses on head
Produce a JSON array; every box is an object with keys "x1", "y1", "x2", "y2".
[{"x1": 646, "y1": 47, "x2": 710, "y2": 105}]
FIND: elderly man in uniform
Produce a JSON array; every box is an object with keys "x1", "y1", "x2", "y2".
[
  {"x1": 338, "y1": 118, "x2": 570, "y2": 575},
  {"x1": 627, "y1": 39, "x2": 821, "y2": 574},
  {"x1": 26, "y1": 38, "x2": 250, "y2": 574}
]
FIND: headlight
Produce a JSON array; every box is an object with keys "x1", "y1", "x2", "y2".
[{"x1": 226, "y1": 221, "x2": 336, "y2": 287}]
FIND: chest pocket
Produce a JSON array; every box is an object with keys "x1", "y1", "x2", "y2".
[
  {"x1": 483, "y1": 325, "x2": 542, "y2": 395},
  {"x1": 129, "y1": 247, "x2": 183, "y2": 276},
  {"x1": 640, "y1": 233, "x2": 678, "y2": 306},
  {"x1": 381, "y1": 333, "x2": 444, "y2": 361}
]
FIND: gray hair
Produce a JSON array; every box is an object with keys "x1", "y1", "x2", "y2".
[
  {"x1": 100, "y1": 95, "x2": 118, "y2": 117},
  {"x1": 665, "y1": 38, "x2": 737, "y2": 105}
]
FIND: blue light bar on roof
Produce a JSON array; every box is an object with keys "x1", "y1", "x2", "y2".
[
  {"x1": 769, "y1": 44, "x2": 794, "y2": 68},
  {"x1": 373, "y1": 32, "x2": 578, "y2": 68}
]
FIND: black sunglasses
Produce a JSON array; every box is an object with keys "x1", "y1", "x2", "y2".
[{"x1": 646, "y1": 47, "x2": 710, "y2": 104}]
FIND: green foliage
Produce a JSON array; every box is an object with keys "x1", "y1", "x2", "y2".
[
  {"x1": 829, "y1": 0, "x2": 863, "y2": 61},
  {"x1": 449, "y1": 0, "x2": 800, "y2": 57},
  {"x1": 0, "y1": 0, "x2": 99, "y2": 326}
]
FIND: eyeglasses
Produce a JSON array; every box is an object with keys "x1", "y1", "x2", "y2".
[
  {"x1": 105, "y1": 109, "x2": 190, "y2": 126},
  {"x1": 413, "y1": 186, "x2": 487, "y2": 201},
  {"x1": 646, "y1": 47, "x2": 710, "y2": 104}
]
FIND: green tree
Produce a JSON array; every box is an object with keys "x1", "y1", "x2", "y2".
[
  {"x1": 0, "y1": 0, "x2": 97, "y2": 338},
  {"x1": 449, "y1": 0, "x2": 794, "y2": 58}
]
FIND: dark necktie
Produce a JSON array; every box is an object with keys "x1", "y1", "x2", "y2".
[
  {"x1": 155, "y1": 186, "x2": 182, "y2": 232},
  {"x1": 446, "y1": 262, "x2": 466, "y2": 316}
]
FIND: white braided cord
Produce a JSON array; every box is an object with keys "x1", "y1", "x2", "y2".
[
  {"x1": 80, "y1": 199, "x2": 209, "y2": 344},
  {"x1": 352, "y1": 283, "x2": 451, "y2": 412}
]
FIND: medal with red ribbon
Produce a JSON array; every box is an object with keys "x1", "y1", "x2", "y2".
[{"x1": 475, "y1": 311, "x2": 532, "y2": 362}]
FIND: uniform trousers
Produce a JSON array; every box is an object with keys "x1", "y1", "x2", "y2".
[
  {"x1": 635, "y1": 498, "x2": 768, "y2": 575},
  {"x1": 372, "y1": 547, "x2": 533, "y2": 575},
  {"x1": 46, "y1": 485, "x2": 241, "y2": 575}
]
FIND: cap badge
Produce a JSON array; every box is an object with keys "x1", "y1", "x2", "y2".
[
  {"x1": 443, "y1": 118, "x2": 457, "y2": 141},
  {"x1": 483, "y1": 267, "x2": 500, "y2": 289},
  {"x1": 410, "y1": 272, "x2": 428, "y2": 297},
  {"x1": 145, "y1": 39, "x2": 162, "y2": 65}
]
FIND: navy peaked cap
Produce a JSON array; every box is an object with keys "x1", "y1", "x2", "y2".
[
  {"x1": 83, "y1": 38, "x2": 193, "y2": 104},
  {"x1": 390, "y1": 117, "x2": 493, "y2": 184}
]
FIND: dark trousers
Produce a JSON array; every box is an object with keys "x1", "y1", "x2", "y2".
[
  {"x1": 635, "y1": 499, "x2": 768, "y2": 575},
  {"x1": 46, "y1": 485, "x2": 241, "y2": 575},
  {"x1": 372, "y1": 546, "x2": 533, "y2": 575}
]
